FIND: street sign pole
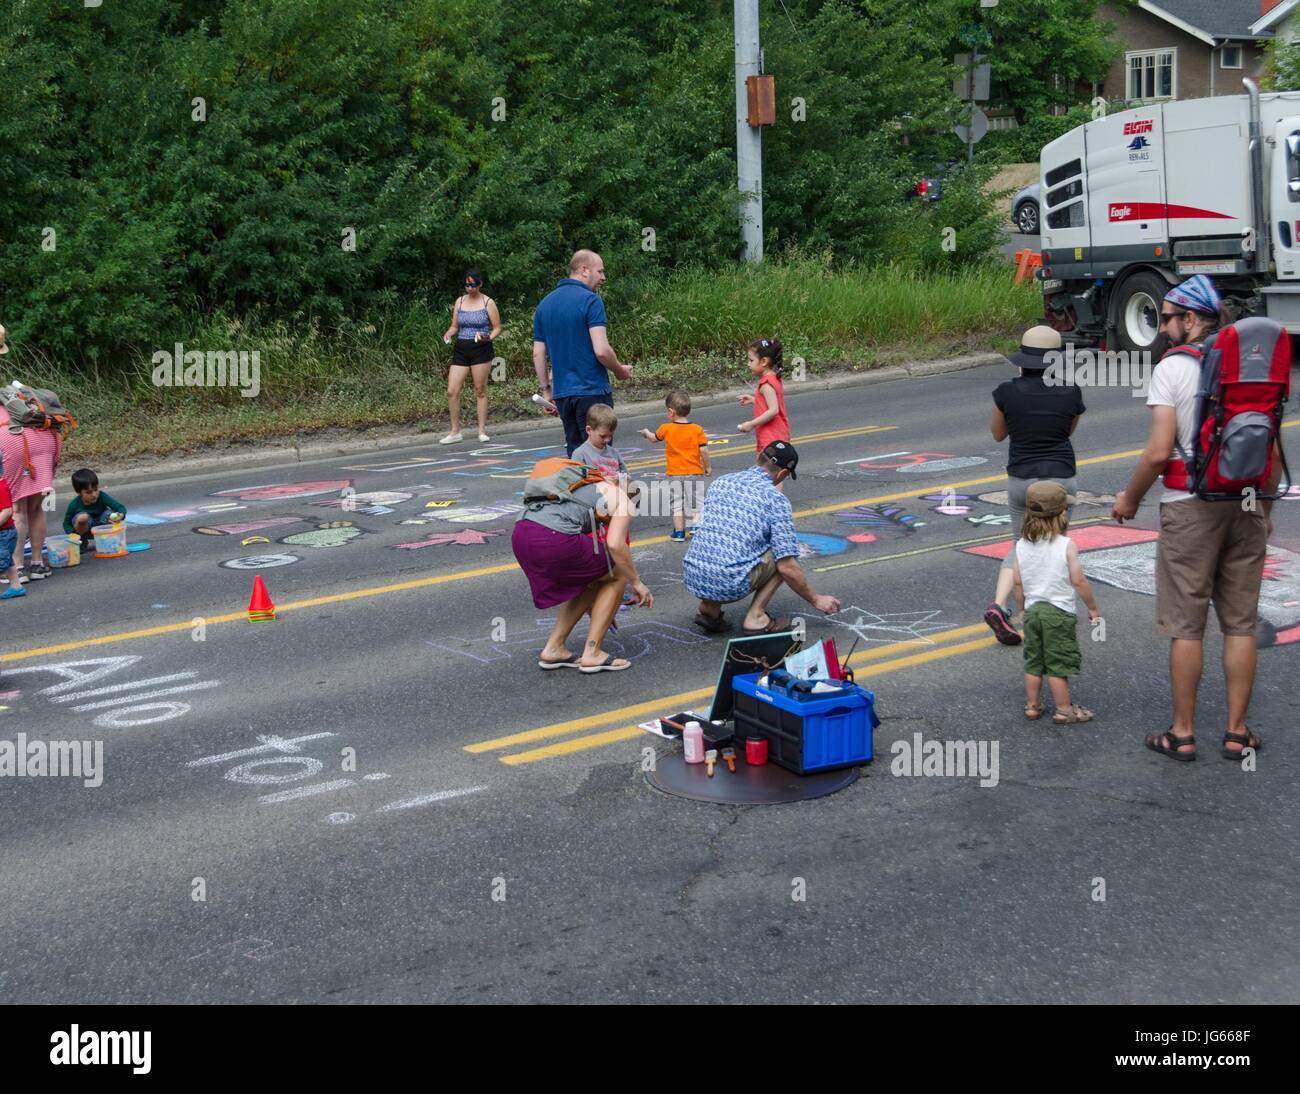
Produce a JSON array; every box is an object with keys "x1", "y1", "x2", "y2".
[{"x1": 967, "y1": 50, "x2": 976, "y2": 163}]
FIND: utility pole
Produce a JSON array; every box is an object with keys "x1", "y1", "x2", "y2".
[{"x1": 734, "y1": 0, "x2": 763, "y2": 262}]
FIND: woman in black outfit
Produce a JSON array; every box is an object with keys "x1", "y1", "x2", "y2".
[{"x1": 983, "y1": 325, "x2": 1086, "y2": 645}]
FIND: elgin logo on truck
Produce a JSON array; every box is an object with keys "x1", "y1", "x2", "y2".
[{"x1": 1123, "y1": 120, "x2": 1154, "y2": 135}]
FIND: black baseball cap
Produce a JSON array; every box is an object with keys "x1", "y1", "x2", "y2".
[{"x1": 762, "y1": 440, "x2": 798, "y2": 480}]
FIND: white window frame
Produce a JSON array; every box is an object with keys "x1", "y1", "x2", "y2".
[
  {"x1": 1126, "y1": 48, "x2": 1178, "y2": 101},
  {"x1": 1220, "y1": 44, "x2": 1243, "y2": 70}
]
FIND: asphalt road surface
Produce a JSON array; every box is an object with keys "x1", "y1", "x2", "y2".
[{"x1": 2, "y1": 361, "x2": 1297, "y2": 1003}]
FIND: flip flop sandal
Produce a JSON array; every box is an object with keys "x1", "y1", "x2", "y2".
[
  {"x1": 1221, "y1": 727, "x2": 1263, "y2": 760},
  {"x1": 1145, "y1": 727, "x2": 1196, "y2": 761},
  {"x1": 693, "y1": 610, "x2": 730, "y2": 634},
  {"x1": 742, "y1": 616, "x2": 792, "y2": 635},
  {"x1": 537, "y1": 654, "x2": 579, "y2": 671},
  {"x1": 1053, "y1": 704, "x2": 1095, "y2": 724},
  {"x1": 578, "y1": 656, "x2": 631, "y2": 674},
  {"x1": 1024, "y1": 702, "x2": 1044, "y2": 720}
]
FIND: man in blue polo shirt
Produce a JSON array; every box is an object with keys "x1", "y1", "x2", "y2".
[
  {"x1": 684, "y1": 442, "x2": 842, "y2": 634},
  {"x1": 533, "y1": 249, "x2": 633, "y2": 455}
]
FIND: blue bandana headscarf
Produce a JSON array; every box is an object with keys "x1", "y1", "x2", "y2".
[{"x1": 1164, "y1": 274, "x2": 1221, "y2": 317}]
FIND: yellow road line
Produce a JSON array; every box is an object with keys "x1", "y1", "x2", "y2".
[
  {"x1": 0, "y1": 560, "x2": 520, "y2": 662},
  {"x1": 6, "y1": 424, "x2": 1293, "y2": 664},
  {"x1": 624, "y1": 423, "x2": 896, "y2": 470},
  {"x1": 498, "y1": 635, "x2": 1000, "y2": 765},
  {"x1": 466, "y1": 621, "x2": 989, "y2": 754}
]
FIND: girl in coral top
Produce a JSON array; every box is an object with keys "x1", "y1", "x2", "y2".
[{"x1": 737, "y1": 337, "x2": 790, "y2": 453}]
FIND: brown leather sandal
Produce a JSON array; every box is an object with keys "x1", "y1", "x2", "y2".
[
  {"x1": 1145, "y1": 727, "x2": 1196, "y2": 761},
  {"x1": 1222, "y1": 727, "x2": 1263, "y2": 760}
]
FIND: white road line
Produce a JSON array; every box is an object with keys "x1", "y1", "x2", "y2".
[
  {"x1": 49, "y1": 673, "x2": 198, "y2": 703},
  {"x1": 259, "y1": 779, "x2": 356, "y2": 804},
  {"x1": 70, "y1": 680, "x2": 221, "y2": 712},
  {"x1": 835, "y1": 450, "x2": 908, "y2": 465},
  {"x1": 377, "y1": 786, "x2": 486, "y2": 812}
]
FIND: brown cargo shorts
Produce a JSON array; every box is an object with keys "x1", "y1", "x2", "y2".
[
  {"x1": 1156, "y1": 499, "x2": 1268, "y2": 640},
  {"x1": 747, "y1": 550, "x2": 779, "y2": 592}
]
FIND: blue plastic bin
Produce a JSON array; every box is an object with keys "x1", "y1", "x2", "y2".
[{"x1": 731, "y1": 670, "x2": 879, "y2": 774}]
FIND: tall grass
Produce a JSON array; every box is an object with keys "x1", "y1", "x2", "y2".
[{"x1": 25, "y1": 257, "x2": 1041, "y2": 463}]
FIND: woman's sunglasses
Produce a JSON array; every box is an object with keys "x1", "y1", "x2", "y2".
[{"x1": 1159, "y1": 310, "x2": 1187, "y2": 327}]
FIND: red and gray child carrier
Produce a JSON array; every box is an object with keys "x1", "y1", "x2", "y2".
[{"x1": 1161, "y1": 316, "x2": 1292, "y2": 501}]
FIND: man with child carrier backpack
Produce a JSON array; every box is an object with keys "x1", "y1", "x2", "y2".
[{"x1": 1113, "y1": 275, "x2": 1291, "y2": 763}]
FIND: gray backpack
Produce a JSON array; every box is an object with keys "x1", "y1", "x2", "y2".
[{"x1": 2, "y1": 381, "x2": 78, "y2": 438}]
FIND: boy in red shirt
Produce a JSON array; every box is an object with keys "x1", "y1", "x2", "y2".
[
  {"x1": 0, "y1": 478, "x2": 24, "y2": 599},
  {"x1": 640, "y1": 390, "x2": 711, "y2": 541}
]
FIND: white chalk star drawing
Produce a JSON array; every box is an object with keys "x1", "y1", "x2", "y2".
[{"x1": 825, "y1": 607, "x2": 948, "y2": 645}]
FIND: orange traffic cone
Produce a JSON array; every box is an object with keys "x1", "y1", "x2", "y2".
[{"x1": 247, "y1": 575, "x2": 276, "y2": 622}]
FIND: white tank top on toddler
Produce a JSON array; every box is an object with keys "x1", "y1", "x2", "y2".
[{"x1": 1016, "y1": 534, "x2": 1075, "y2": 614}]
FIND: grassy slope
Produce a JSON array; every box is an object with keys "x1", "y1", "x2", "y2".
[{"x1": 35, "y1": 261, "x2": 1041, "y2": 464}]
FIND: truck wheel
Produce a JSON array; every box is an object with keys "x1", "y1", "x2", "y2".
[{"x1": 1114, "y1": 272, "x2": 1167, "y2": 354}]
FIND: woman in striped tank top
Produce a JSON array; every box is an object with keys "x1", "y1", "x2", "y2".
[{"x1": 440, "y1": 267, "x2": 502, "y2": 443}]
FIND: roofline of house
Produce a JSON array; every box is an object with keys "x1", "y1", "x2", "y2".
[
  {"x1": 1252, "y1": 0, "x2": 1299, "y2": 36},
  {"x1": 1136, "y1": 1, "x2": 1272, "y2": 45}
]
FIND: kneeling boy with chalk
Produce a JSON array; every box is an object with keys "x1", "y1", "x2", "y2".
[{"x1": 63, "y1": 468, "x2": 127, "y2": 551}]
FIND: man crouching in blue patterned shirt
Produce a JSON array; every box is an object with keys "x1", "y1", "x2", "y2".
[{"x1": 683, "y1": 442, "x2": 842, "y2": 634}]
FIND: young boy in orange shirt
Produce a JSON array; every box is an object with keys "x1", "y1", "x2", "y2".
[{"x1": 640, "y1": 390, "x2": 711, "y2": 541}]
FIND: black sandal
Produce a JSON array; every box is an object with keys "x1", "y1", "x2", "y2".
[
  {"x1": 693, "y1": 609, "x2": 730, "y2": 634},
  {"x1": 1145, "y1": 727, "x2": 1196, "y2": 762},
  {"x1": 1221, "y1": 727, "x2": 1263, "y2": 760}
]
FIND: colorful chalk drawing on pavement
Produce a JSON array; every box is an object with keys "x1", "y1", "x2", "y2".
[
  {"x1": 967, "y1": 513, "x2": 1012, "y2": 526},
  {"x1": 211, "y1": 480, "x2": 352, "y2": 502},
  {"x1": 818, "y1": 451, "x2": 989, "y2": 478},
  {"x1": 425, "y1": 618, "x2": 709, "y2": 666},
  {"x1": 394, "y1": 528, "x2": 502, "y2": 548},
  {"x1": 193, "y1": 516, "x2": 308, "y2": 537},
  {"x1": 963, "y1": 525, "x2": 1300, "y2": 648},
  {"x1": 134, "y1": 502, "x2": 248, "y2": 524},
  {"x1": 796, "y1": 532, "x2": 851, "y2": 558},
  {"x1": 398, "y1": 501, "x2": 523, "y2": 526},
  {"x1": 279, "y1": 522, "x2": 363, "y2": 549},
  {"x1": 918, "y1": 492, "x2": 974, "y2": 516},
  {"x1": 835, "y1": 503, "x2": 924, "y2": 540},
  {"x1": 316, "y1": 491, "x2": 414, "y2": 511},
  {"x1": 825, "y1": 607, "x2": 948, "y2": 646},
  {"x1": 977, "y1": 489, "x2": 1117, "y2": 508},
  {"x1": 220, "y1": 553, "x2": 301, "y2": 571}
]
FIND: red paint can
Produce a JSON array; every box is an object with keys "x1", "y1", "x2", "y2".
[{"x1": 745, "y1": 736, "x2": 768, "y2": 765}]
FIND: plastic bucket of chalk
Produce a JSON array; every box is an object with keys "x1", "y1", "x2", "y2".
[
  {"x1": 92, "y1": 523, "x2": 129, "y2": 558},
  {"x1": 46, "y1": 534, "x2": 82, "y2": 568}
]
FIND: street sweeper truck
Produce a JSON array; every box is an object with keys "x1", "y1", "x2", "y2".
[{"x1": 1038, "y1": 78, "x2": 1300, "y2": 352}]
